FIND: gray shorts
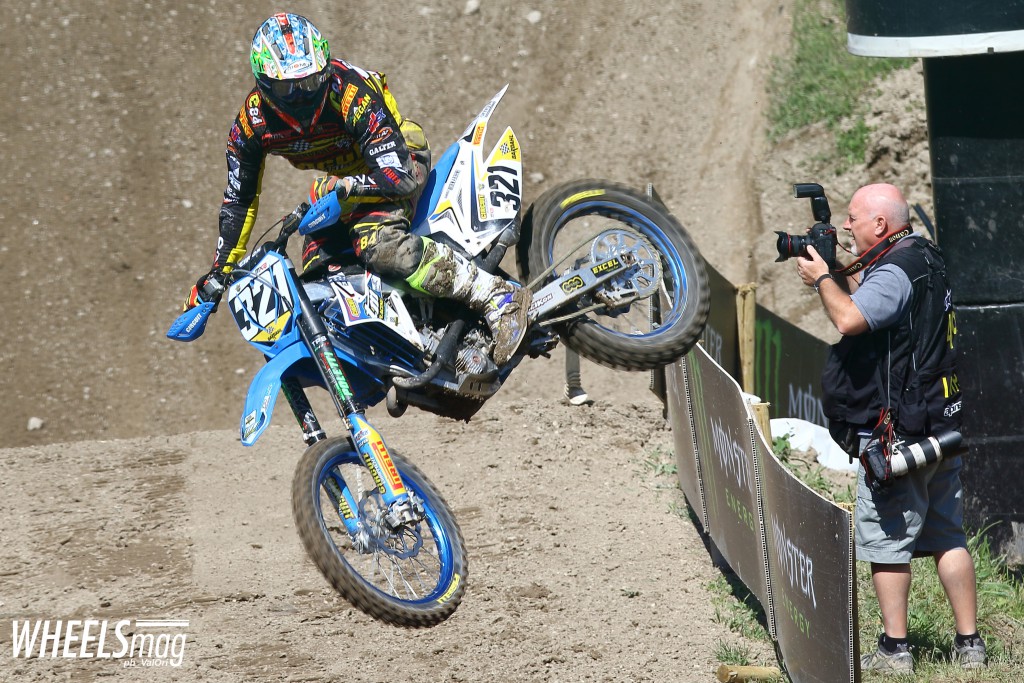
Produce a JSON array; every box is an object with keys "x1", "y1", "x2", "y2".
[{"x1": 854, "y1": 438, "x2": 967, "y2": 564}]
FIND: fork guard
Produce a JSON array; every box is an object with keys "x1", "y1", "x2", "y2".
[{"x1": 240, "y1": 342, "x2": 313, "y2": 446}]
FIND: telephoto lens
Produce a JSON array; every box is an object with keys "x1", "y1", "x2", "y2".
[{"x1": 889, "y1": 431, "x2": 966, "y2": 477}]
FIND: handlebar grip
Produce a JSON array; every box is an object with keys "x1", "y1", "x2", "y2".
[
  {"x1": 201, "y1": 276, "x2": 226, "y2": 300},
  {"x1": 282, "y1": 202, "x2": 311, "y2": 236}
]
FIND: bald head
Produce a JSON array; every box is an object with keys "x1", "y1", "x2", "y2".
[
  {"x1": 850, "y1": 183, "x2": 910, "y2": 232},
  {"x1": 843, "y1": 183, "x2": 912, "y2": 255}
]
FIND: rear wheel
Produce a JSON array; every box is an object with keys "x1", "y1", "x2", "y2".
[
  {"x1": 519, "y1": 179, "x2": 709, "y2": 370},
  {"x1": 292, "y1": 436, "x2": 467, "y2": 627}
]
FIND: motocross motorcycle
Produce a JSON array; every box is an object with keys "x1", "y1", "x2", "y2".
[{"x1": 167, "y1": 86, "x2": 710, "y2": 627}]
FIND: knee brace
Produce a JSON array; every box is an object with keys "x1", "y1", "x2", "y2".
[{"x1": 356, "y1": 220, "x2": 424, "y2": 279}]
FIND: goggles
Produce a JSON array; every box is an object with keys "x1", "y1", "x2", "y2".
[{"x1": 259, "y1": 69, "x2": 328, "y2": 104}]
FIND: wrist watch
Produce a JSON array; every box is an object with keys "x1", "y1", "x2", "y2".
[{"x1": 814, "y1": 273, "x2": 833, "y2": 293}]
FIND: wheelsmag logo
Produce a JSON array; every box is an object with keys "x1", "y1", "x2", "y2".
[{"x1": 10, "y1": 618, "x2": 189, "y2": 667}]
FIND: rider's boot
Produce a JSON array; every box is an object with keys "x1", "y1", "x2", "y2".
[{"x1": 406, "y1": 238, "x2": 532, "y2": 366}]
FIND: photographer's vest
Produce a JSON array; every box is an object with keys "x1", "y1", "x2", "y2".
[{"x1": 821, "y1": 236, "x2": 961, "y2": 440}]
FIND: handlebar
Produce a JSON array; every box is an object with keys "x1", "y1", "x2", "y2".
[
  {"x1": 282, "y1": 201, "x2": 310, "y2": 240},
  {"x1": 170, "y1": 201, "x2": 313, "y2": 344},
  {"x1": 232, "y1": 201, "x2": 311, "y2": 273}
]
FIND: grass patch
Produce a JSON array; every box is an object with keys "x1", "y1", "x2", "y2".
[
  {"x1": 707, "y1": 573, "x2": 772, "y2": 643},
  {"x1": 767, "y1": 0, "x2": 912, "y2": 164},
  {"x1": 772, "y1": 433, "x2": 793, "y2": 460},
  {"x1": 857, "y1": 526, "x2": 1024, "y2": 679},
  {"x1": 638, "y1": 446, "x2": 678, "y2": 478},
  {"x1": 772, "y1": 430, "x2": 856, "y2": 505},
  {"x1": 713, "y1": 640, "x2": 754, "y2": 666},
  {"x1": 706, "y1": 573, "x2": 787, "y2": 679},
  {"x1": 835, "y1": 117, "x2": 870, "y2": 167}
]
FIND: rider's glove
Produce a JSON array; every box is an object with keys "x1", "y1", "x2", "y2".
[
  {"x1": 182, "y1": 268, "x2": 227, "y2": 312},
  {"x1": 334, "y1": 176, "x2": 354, "y2": 200},
  {"x1": 335, "y1": 176, "x2": 352, "y2": 200},
  {"x1": 310, "y1": 175, "x2": 352, "y2": 202}
]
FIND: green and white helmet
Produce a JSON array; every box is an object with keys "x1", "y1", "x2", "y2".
[{"x1": 250, "y1": 14, "x2": 330, "y2": 106}]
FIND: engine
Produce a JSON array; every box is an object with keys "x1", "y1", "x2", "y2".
[{"x1": 419, "y1": 326, "x2": 497, "y2": 379}]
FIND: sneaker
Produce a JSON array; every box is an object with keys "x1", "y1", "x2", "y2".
[
  {"x1": 484, "y1": 285, "x2": 532, "y2": 366},
  {"x1": 860, "y1": 642, "x2": 913, "y2": 674},
  {"x1": 952, "y1": 635, "x2": 987, "y2": 669}
]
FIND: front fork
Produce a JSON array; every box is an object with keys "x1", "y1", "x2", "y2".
[
  {"x1": 281, "y1": 378, "x2": 326, "y2": 446},
  {"x1": 282, "y1": 267, "x2": 419, "y2": 537}
]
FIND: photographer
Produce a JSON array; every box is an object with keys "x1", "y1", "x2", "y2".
[{"x1": 794, "y1": 183, "x2": 985, "y2": 673}]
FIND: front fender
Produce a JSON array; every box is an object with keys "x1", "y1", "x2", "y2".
[{"x1": 240, "y1": 342, "x2": 313, "y2": 446}]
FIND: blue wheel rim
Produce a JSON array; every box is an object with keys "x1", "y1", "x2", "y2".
[
  {"x1": 318, "y1": 450, "x2": 458, "y2": 606},
  {"x1": 548, "y1": 200, "x2": 689, "y2": 340}
]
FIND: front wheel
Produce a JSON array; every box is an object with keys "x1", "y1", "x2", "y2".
[
  {"x1": 291, "y1": 436, "x2": 467, "y2": 627},
  {"x1": 519, "y1": 179, "x2": 710, "y2": 370}
]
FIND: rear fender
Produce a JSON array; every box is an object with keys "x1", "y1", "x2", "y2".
[
  {"x1": 240, "y1": 342, "x2": 313, "y2": 446},
  {"x1": 412, "y1": 86, "x2": 516, "y2": 257}
]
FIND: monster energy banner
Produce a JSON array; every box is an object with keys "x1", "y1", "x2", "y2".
[
  {"x1": 695, "y1": 261, "x2": 830, "y2": 427},
  {"x1": 667, "y1": 344, "x2": 855, "y2": 683},
  {"x1": 753, "y1": 307, "x2": 830, "y2": 427},
  {"x1": 700, "y1": 263, "x2": 740, "y2": 381},
  {"x1": 758, "y1": 437, "x2": 855, "y2": 683},
  {"x1": 688, "y1": 346, "x2": 770, "y2": 607},
  {"x1": 664, "y1": 358, "x2": 706, "y2": 529},
  {"x1": 697, "y1": 261, "x2": 827, "y2": 419}
]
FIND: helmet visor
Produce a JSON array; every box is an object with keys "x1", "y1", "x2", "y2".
[{"x1": 259, "y1": 69, "x2": 328, "y2": 104}]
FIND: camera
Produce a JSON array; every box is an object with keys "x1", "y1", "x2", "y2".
[
  {"x1": 862, "y1": 431, "x2": 967, "y2": 491},
  {"x1": 775, "y1": 183, "x2": 838, "y2": 271}
]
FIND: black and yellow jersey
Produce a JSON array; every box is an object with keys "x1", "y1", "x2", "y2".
[{"x1": 215, "y1": 58, "x2": 426, "y2": 268}]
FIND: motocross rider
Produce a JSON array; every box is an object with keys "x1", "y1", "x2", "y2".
[{"x1": 183, "y1": 13, "x2": 531, "y2": 365}]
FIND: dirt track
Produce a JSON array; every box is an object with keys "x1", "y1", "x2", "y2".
[
  {"x1": 1, "y1": 402, "x2": 769, "y2": 681},
  {"x1": 2, "y1": 1, "x2": 815, "y2": 680}
]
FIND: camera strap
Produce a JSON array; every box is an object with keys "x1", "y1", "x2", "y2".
[
  {"x1": 834, "y1": 227, "x2": 912, "y2": 277},
  {"x1": 870, "y1": 408, "x2": 895, "y2": 447}
]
